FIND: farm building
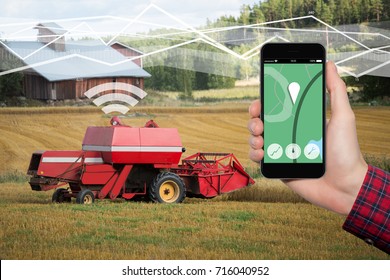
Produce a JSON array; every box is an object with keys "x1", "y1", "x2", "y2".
[
  {"x1": 0, "y1": 22, "x2": 150, "y2": 100},
  {"x1": 109, "y1": 41, "x2": 144, "y2": 68}
]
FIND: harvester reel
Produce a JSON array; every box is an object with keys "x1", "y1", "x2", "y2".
[{"x1": 149, "y1": 172, "x2": 186, "y2": 203}]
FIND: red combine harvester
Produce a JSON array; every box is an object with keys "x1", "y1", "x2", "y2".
[{"x1": 27, "y1": 118, "x2": 254, "y2": 204}]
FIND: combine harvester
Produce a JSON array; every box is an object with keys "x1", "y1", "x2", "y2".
[{"x1": 27, "y1": 118, "x2": 254, "y2": 204}]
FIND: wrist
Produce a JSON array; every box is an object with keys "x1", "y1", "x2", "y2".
[{"x1": 341, "y1": 160, "x2": 369, "y2": 215}]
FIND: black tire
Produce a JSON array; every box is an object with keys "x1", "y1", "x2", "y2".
[
  {"x1": 52, "y1": 188, "x2": 71, "y2": 203},
  {"x1": 148, "y1": 172, "x2": 186, "y2": 203},
  {"x1": 76, "y1": 189, "x2": 95, "y2": 205}
]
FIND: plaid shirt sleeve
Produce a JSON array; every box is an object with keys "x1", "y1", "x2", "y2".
[{"x1": 343, "y1": 165, "x2": 390, "y2": 254}]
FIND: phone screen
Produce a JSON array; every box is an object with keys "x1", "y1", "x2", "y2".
[
  {"x1": 261, "y1": 43, "x2": 325, "y2": 178},
  {"x1": 264, "y1": 60, "x2": 323, "y2": 163}
]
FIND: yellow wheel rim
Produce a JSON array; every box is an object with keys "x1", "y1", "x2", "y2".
[
  {"x1": 83, "y1": 194, "x2": 93, "y2": 205},
  {"x1": 159, "y1": 180, "x2": 180, "y2": 203}
]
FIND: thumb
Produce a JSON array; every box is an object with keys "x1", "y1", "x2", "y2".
[{"x1": 326, "y1": 61, "x2": 354, "y2": 119}]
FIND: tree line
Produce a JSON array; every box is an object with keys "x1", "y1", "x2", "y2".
[
  {"x1": 142, "y1": 0, "x2": 389, "y2": 100},
  {"x1": 207, "y1": 0, "x2": 389, "y2": 102},
  {"x1": 234, "y1": 0, "x2": 389, "y2": 26}
]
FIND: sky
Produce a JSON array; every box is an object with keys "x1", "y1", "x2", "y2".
[{"x1": 0, "y1": 0, "x2": 258, "y2": 27}]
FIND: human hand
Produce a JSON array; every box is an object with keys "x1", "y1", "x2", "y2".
[{"x1": 248, "y1": 61, "x2": 368, "y2": 215}]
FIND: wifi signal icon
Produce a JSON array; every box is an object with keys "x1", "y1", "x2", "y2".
[{"x1": 83, "y1": 82, "x2": 147, "y2": 114}]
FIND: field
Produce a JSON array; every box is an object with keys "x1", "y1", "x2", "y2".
[{"x1": 0, "y1": 102, "x2": 389, "y2": 259}]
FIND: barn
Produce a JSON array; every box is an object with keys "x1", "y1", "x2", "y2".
[
  {"x1": 109, "y1": 41, "x2": 144, "y2": 68},
  {"x1": 0, "y1": 22, "x2": 150, "y2": 100}
]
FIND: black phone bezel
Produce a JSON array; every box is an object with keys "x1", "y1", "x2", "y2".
[{"x1": 260, "y1": 43, "x2": 326, "y2": 179}]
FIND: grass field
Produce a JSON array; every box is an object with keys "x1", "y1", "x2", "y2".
[{"x1": 0, "y1": 103, "x2": 389, "y2": 259}]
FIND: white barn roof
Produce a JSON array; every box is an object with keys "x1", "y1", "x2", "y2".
[{"x1": 3, "y1": 40, "x2": 151, "y2": 82}]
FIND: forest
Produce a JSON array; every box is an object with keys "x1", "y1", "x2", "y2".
[
  {"x1": 141, "y1": 0, "x2": 390, "y2": 101},
  {"x1": 222, "y1": 0, "x2": 389, "y2": 26}
]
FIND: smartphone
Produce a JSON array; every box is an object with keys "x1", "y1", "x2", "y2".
[{"x1": 260, "y1": 43, "x2": 326, "y2": 178}]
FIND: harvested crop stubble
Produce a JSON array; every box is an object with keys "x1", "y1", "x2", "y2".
[{"x1": 0, "y1": 104, "x2": 389, "y2": 259}]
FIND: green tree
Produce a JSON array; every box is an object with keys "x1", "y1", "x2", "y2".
[
  {"x1": 238, "y1": 4, "x2": 251, "y2": 40},
  {"x1": 349, "y1": 0, "x2": 360, "y2": 23},
  {"x1": 177, "y1": 69, "x2": 194, "y2": 100},
  {"x1": 360, "y1": 0, "x2": 372, "y2": 22},
  {"x1": 293, "y1": 0, "x2": 306, "y2": 18},
  {"x1": 0, "y1": 72, "x2": 23, "y2": 101},
  {"x1": 303, "y1": 0, "x2": 316, "y2": 15},
  {"x1": 383, "y1": 0, "x2": 390, "y2": 20},
  {"x1": 370, "y1": 0, "x2": 384, "y2": 22},
  {"x1": 336, "y1": 0, "x2": 352, "y2": 24},
  {"x1": 321, "y1": 1, "x2": 333, "y2": 23},
  {"x1": 356, "y1": 75, "x2": 390, "y2": 101},
  {"x1": 250, "y1": 3, "x2": 265, "y2": 24},
  {"x1": 239, "y1": 60, "x2": 253, "y2": 81},
  {"x1": 0, "y1": 49, "x2": 24, "y2": 100}
]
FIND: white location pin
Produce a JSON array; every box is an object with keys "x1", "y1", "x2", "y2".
[{"x1": 288, "y1": 82, "x2": 300, "y2": 105}]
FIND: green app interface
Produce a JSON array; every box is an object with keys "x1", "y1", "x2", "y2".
[{"x1": 264, "y1": 61, "x2": 323, "y2": 163}]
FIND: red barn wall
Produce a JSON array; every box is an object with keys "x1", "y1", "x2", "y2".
[{"x1": 110, "y1": 44, "x2": 142, "y2": 67}]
